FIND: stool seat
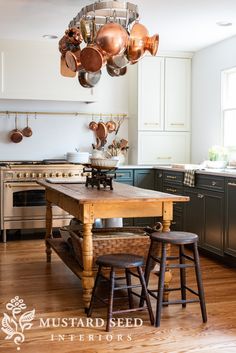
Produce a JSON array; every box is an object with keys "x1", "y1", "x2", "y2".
[
  {"x1": 150, "y1": 231, "x2": 198, "y2": 245},
  {"x1": 96, "y1": 253, "x2": 144, "y2": 268}
]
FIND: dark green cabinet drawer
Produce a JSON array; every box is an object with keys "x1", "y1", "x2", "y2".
[
  {"x1": 163, "y1": 171, "x2": 184, "y2": 185},
  {"x1": 116, "y1": 169, "x2": 133, "y2": 183},
  {"x1": 196, "y1": 174, "x2": 224, "y2": 192}
]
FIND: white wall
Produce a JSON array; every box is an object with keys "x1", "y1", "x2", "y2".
[
  {"x1": 0, "y1": 45, "x2": 129, "y2": 161},
  {"x1": 191, "y1": 35, "x2": 236, "y2": 163}
]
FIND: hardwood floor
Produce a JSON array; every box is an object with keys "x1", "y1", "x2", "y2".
[{"x1": 1, "y1": 239, "x2": 236, "y2": 353}]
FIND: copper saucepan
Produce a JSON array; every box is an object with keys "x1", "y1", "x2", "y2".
[
  {"x1": 78, "y1": 69, "x2": 101, "y2": 88},
  {"x1": 65, "y1": 49, "x2": 83, "y2": 72},
  {"x1": 80, "y1": 45, "x2": 107, "y2": 73},
  {"x1": 60, "y1": 55, "x2": 76, "y2": 77},
  {"x1": 22, "y1": 114, "x2": 33, "y2": 137},
  {"x1": 9, "y1": 113, "x2": 23, "y2": 143},
  {"x1": 96, "y1": 22, "x2": 129, "y2": 56}
]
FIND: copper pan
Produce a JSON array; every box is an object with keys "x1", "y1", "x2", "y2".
[
  {"x1": 9, "y1": 114, "x2": 23, "y2": 143},
  {"x1": 106, "y1": 65, "x2": 127, "y2": 77},
  {"x1": 96, "y1": 23, "x2": 129, "y2": 56},
  {"x1": 127, "y1": 22, "x2": 148, "y2": 62},
  {"x1": 60, "y1": 56, "x2": 76, "y2": 77},
  {"x1": 65, "y1": 50, "x2": 83, "y2": 72},
  {"x1": 80, "y1": 45, "x2": 107, "y2": 73},
  {"x1": 107, "y1": 51, "x2": 129, "y2": 69},
  {"x1": 58, "y1": 28, "x2": 82, "y2": 56},
  {"x1": 78, "y1": 69, "x2": 101, "y2": 88}
]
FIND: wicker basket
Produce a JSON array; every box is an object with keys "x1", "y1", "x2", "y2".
[{"x1": 61, "y1": 226, "x2": 155, "y2": 269}]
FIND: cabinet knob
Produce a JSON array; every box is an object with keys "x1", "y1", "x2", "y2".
[
  {"x1": 198, "y1": 193, "x2": 204, "y2": 199},
  {"x1": 212, "y1": 181, "x2": 217, "y2": 186}
]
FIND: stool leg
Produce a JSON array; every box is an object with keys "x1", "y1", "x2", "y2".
[
  {"x1": 106, "y1": 267, "x2": 115, "y2": 332},
  {"x1": 155, "y1": 242, "x2": 167, "y2": 327},
  {"x1": 137, "y1": 266, "x2": 154, "y2": 325},
  {"x1": 125, "y1": 268, "x2": 134, "y2": 309},
  {"x1": 193, "y1": 243, "x2": 207, "y2": 323},
  {"x1": 140, "y1": 239, "x2": 155, "y2": 307},
  {"x1": 179, "y1": 245, "x2": 187, "y2": 308},
  {"x1": 87, "y1": 265, "x2": 102, "y2": 317}
]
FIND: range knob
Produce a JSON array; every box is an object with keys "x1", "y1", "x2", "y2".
[
  {"x1": 17, "y1": 173, "x2": 22, "y2": 178},
  {"x1": 24, "y1": 173, "x2": 29, "y2": 178},
  {"x1": 68, "y1": 172, "x2": 73, "y2": 177},
  {"x1": 43, "y1": 173, "x2": 48, "y2": 178},
  {"x1": 38, "y1": 173, "x2": 42, "y2": 178},
  {"x1": 31, "y1": 173, "x2": 36, "y2": 178},
  {"x1": 50, "y1": 173, "x2": 55, "y2": 177},
  {"x1": 62, "y1": 173, "x2": 68, "y2": 177},
  {"x1": 56, "y1": 172, "x2": 61, "y2": 177}
]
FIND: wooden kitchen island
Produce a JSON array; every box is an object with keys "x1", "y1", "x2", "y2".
[{"x1": 38, "y1": 180, "x2": 189, "y2": 310}]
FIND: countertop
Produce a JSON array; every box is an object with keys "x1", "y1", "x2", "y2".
[{"x1": 118, "y1": 164, "x2": 236, "y2": 177}]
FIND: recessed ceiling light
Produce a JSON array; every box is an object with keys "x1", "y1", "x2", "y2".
[
  {"x1": 42, "y1": 34, "x2": 58, "y2": 39},
  {"x1": 216, "y1": 21, "x2": 232, "y2": 27}
]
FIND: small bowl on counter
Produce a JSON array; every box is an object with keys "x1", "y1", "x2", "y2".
[
  {"x1": 90, "y1": 158, "x2": 119, "y2": 168},
  {"x1": 66, "y1": 152, "x2": 90, "y2": 164}
]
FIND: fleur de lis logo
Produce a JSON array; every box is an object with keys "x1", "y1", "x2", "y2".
[{"x1": 1, "y1": 296, "x2": 35, "y2": 351}]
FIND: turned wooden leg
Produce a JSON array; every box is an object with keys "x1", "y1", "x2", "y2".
[
  {"x1": 82, "y1": 222, "x2": 94, "y2": 310},
  {"x1": 162, "y1": 218, "x2": 172, "y2": 302},
  {"x1": 45, "y1": 200, "x2": 53, "y2": 263}
]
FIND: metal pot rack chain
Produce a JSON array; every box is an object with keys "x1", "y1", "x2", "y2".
[{"x1": 0, "y1": 111, "x2": 128, "y2": 119}]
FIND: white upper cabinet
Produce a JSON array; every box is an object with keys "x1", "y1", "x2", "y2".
[
  {"x1": 138, "y1": 57, "x2": 164, "y2": 130},
  {"x1": 138, "y1": 55, "x2": 191, "y2": 132},
  {"x1": 0, "y1": 39, "x2": 96, "y2": 102},
  {"x1": 164, "y1": 58, "x2": 191, "y2": 131}
]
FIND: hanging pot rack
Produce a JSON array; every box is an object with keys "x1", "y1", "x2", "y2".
[{"x1": 0, "y1": 110, "x2": 128, "y2": 119}]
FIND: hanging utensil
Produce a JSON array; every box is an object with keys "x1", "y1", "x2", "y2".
[
  {"x1": 106, "y1": 65, "x2": 127, "y2": 77},
  {"x1": 89, "y1": 114, "x2": 98, "y2": 131},
  {"x1": 9, "y1": 113, "x2": 23, "y2": 143},
  {"x1": 22, "y1": 113, "x2": 33, "y2": 137},
  {"x1": 65, "y1": 50, "x2": 83, "y2": 72},
  {"x1": 80, "y1": 45, "x2": 107, "y2": 73},
  {"x1": 60, "y1": 55, "x2": 76, "y2": 77},
  {"x1": 115, "y1": 115, "x2": 125, "y2": 135},
  {"x1": 78, "y1": 69, "x2": 101, "y2": 88},
  {"x1": 106, "y1": 114, "x2": 117, "y2": 133}
]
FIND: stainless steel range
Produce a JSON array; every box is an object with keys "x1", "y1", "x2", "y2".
[{"x1": 0, "y1": 161, "x2": 85, "y2": 242}]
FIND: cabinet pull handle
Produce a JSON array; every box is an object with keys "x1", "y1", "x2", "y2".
[
  {"x1": 116, "y1": 173, "x2": 126, "y2": 177},
  {"x1": 198, "y1": 193, "x2": 204, "y2": 198},
  {"x1": 211, "y1": 181, "x2": 217, "y2": 186},
  {"x1": 166, "y1": 188, "x2": 177, "y2": 193},
  {"x1": 144, "y1": 122, "x2": 159, "y2": 125},
  {"x1": 158, "y1": 173, "x2": 162, "y2": 178},
  {"x1": 157, "y1": 157, "x2": 172, "y2": 160},
  {"x1": 166, "y1": 175, "x2": 176, "y2": 179},
  {"x1": 171, "y1": 221, "x2": 177, "y2": 225},
  {"x1": 228, "y1": 182, "x2": 236, "y2": 187},
  {"x1": 170, "y1": 123, "x2": 185, "y2": 126}
]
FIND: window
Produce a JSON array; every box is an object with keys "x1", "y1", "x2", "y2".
[{"x1": 222, "y1": 68, "x2": 236, "y2": 149}]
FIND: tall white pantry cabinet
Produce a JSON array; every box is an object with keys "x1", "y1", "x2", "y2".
[{"x1": 128, "y1": 54, "x2": 192, "y2": 165}]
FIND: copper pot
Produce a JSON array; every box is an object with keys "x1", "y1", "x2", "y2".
[
  {"x1": 58, "y1": 28, "x2": 82, "y2": 56},
  {"x1": 22, "y1": 114, "x2": 33, "y2": 138},
  {"x1": 106, "y1": 119, "x2": 117, "y2": 133},
  {"x1": 96, "y1": 23, "x2": 129, "y2": 56},
  {"x1": 78, "y1": 69, "x2": 101, "y2": 88},
  {"x1": 128, "y1": 23, "x2": 159, "y2": 61},
  {"x1": 65, "y1": 50, "x2": 82, "y2": 72},
  {"x1": 9, "y1": 114, "x2": 23, "y2": 143},
  {"x1": 106, "y1": 65, "x2": 127, "y2": 77},
  {"x1": 60, "y1": 56, "x2": 76, "y2": 77},
  {"x1": 65, "y1": 27, "x2": 83, "y2": 45},
  {"x1": 80, "y1": 45, "x2": 106, "y2": 73},
  {"x1": 107, "y1": 51, "x2": 129, "y2": 69},
  {"x1": 89, "y1": 121, "x2": 98, "y2": 131}
]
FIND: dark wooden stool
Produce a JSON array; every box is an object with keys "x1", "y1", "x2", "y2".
[
  {"x1": 143, "y1": 231, "x2": 207, "y2": 327},
  {"x1": 87, "y1": 253, "x2": 154, "y2": 331}
]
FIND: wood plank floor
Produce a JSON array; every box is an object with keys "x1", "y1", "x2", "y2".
[{"x1": 1, "y1": 239, "x2": 236, "y2": 353}]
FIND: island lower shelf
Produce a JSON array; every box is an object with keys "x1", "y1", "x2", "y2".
[{"x1": 47, "y1": 238, "x2": 83, "y2": 279}]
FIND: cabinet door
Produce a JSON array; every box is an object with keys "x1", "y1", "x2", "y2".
[
  {"x1": 184, "y1": 188, "x2": 204, "y2": 245},
  {"x1": 0, "y1": 40, "x2": 95, "y2": 102},
  {"x1": 202, "y1": 190, "x2": 224, "y2": 256},
  {"x1": 225, "y1": 180, "x2": 236, "y2": 257},
  {"x1": 138, "y1": 131, "x2": 190, "y2": 165},
  {"x1": 155, "y1": 170, "x2": 163, "y2": 191},
  {"x1": 133, "y1": 169, "x2": 155, "y2": 227},
  {"x1": 115, "y1": 170, "x2": 134, "y2": 226},
  {"x1": 138, "y1": 56, "x2": 164, "y2": 131},
  {"x1": 165, "y1": 58, "x2": 191, "y2": 131}
]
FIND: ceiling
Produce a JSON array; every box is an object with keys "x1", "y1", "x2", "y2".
[{"x1": 1, "y1": 0, "x2": 236, "y2": 52}]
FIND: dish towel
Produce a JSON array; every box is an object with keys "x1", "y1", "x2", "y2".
[{"x1": 183, "y1": 169, "x2": 196, "y2": 187}]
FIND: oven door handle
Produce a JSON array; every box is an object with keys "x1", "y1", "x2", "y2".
[{"x1": 5, "y1": 182, "x2": 44, "y2": 188}]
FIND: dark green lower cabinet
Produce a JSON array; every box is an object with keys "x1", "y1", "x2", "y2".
[
  {"x1": 225, "y1": 179, "x2": 236, "y2": 257},
  {"x1": 115, "y1": 169, "x2": 134, "y2": 226},
  {"x1": 133, "y1": 169, "x2": 155, "y2": 227},
  {"x1": 184, "y1": 188, "x2": 224, "y2": 256}
]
